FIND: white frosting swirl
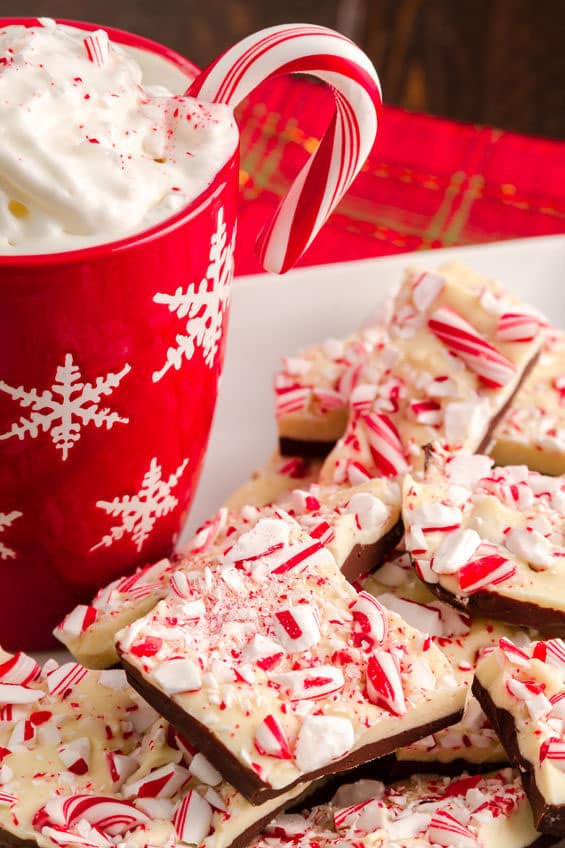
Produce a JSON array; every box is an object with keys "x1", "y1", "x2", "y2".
[{"x1": 0, "y1": 20, "x2": 239, "y2": 254}]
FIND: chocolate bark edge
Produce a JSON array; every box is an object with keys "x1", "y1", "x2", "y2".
[
  {"x1": 478, "y1": 348, "x2": 541, "y2": 455},
  {"x1": 120, "y1": 655, "x2": 463, "y2": 806},
  {"x1": 340, "y1": 518, "x2": 404, "y2": 583},
  {"x1": 279, "y1": 436, "x2": 335, "y2": 459},
  {"x1": 424, "y1": 579, "x2": 562, "y2": 638},
  {"x1": 473, "y1": 677, "x2": 565, "y2": 836}
]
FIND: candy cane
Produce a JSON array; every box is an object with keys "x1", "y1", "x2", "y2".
[
  {"x1": 540, "y1": 737, "x2": 565, "y2": 770},
  {"x1": 187, "y1": 25, "x2": 381, "y2": 274},
  {"x1": 457, "y1": 554, "x2": 516, "y2": 594},
  {"x1": 429, "y1": 306, "x2": 516, "y2": 387}
]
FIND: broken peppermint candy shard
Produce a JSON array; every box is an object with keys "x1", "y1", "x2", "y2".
[
  {"x1": 321, "y1": 261, "x2": 543, "y2": 485},
  {"x1": 117, "y1": 513, "x2": 465, "y2": 804},
  {"x1": 474, "y1": 638, "x2": 565, "y2": 836},
  {"x1": 256, "y1": 768, "x2": 541, "y2": 848},
  {"x1": 54, "y1": 557, "x2": 177, "y2": 668},
  {"x1": 491, "y1": 328, "x2": 565, "y2": 476},
  {"x1": 402, "y1": 451, "x2": 565, "y2": 634},
  {"x1": 277, "y1": 477, "x2": 403, "y2": 582},
  {"x1": 0, "y1": 648, "x2": 307, "y2": 848},
  {"x1": 363, "y1": 551, "x2": 529, "y2": 770},
  {"x1": 274, "y1": 324, "x2": 386, "y2": 458}
]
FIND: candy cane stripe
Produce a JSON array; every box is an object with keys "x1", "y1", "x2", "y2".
[{"x1": 187, "y1": 25, "x2": 381, "y2": 273}]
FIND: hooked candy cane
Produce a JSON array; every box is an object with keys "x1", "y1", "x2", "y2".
[{"x1": 187, "y1": 25, "x2": 381, "y2": 274}]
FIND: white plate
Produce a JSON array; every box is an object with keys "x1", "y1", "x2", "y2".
[{"x1": 186, "y1": 234, "x2": 565, "y2": 536}]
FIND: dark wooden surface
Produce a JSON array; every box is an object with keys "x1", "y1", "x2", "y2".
[{"x1": 3, "y1": 0, "x2": 564, "y2": 138}]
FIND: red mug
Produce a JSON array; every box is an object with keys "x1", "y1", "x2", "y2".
[{"x1": 0, "y1": 19, "x2": 381, "y2": 649}]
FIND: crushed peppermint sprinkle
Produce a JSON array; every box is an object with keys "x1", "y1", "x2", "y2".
[
  {"x1": 255, "y1": 769, "x2": 531, "y2": 848},
  {"x1": 117, "y1": 511, "x2": 462, "y2": 794}
]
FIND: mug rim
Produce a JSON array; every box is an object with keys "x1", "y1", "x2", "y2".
[{"x1": 0, "y1": 17, "x2": 238, "y2": 270}]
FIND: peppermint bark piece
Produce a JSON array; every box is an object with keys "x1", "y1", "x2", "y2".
[
  {"x1": 0, "y1": 650, "x2": 305, "y2": 848},
  {"x1": 275, "y1": 326, "x2": 385, "y2": 458},
  {"x1": 253, "y1": 769, "x2": 542, "y2": 848},
  {"x1": 490, "y1": 329, "x2": 565, "y2": 476},
  {"x1": 225, "y1": 451, "x2": 323, "y2": 511},
  {"x1": 402, "y1": 452, "x2": 565, "y2": 634},
  {"x1": 58, "y1": 481, "x2": 401, "y2": 669},
  {"x1": 117, "y1": 514, "x2": 465, "y2": 804},
  {"x1": 363, "y1": 552, "x2": 528, "y2": 769},
  {"x1": 321, "y1": 262, "x2": 544, "y2": 485},
  {"x1": 474, "y1": 638, "x2": 565, "y2": 835}
]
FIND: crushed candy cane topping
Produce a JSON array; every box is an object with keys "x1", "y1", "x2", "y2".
[
  {"x1": 252, "y1": 769, "x2": 533, "y2": 848},
  {"x1": 476, "y1": 638, "x2": 565, "y2": 798},
  {"x1": 403, "y1": 452, "x2": 565, "y2": 602},
  {"x1": 321, "y1": 262, "x2": 543, "y2": 485},
  {"x1": 117, "y1": 511, "x2": 462, "y2": 791},
  {"x1": 0, "y1": 649, "x2": 303, "y2": 848}
]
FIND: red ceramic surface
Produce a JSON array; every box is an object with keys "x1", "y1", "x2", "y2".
[{"x1": 0, "y1": 19, "x2": 239, "y2": 649}]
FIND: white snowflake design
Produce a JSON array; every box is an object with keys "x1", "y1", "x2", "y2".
[
  {"x1": 91, "y1": 456, "x2": 189, "y2": 553},
  {"x1": 0, "y1": 355, "x2": 131, "y2": 461},
  {"x1": 0, "y1": 510, "x2": 22, "y2": 561},
  {"x1": 152, "y1": 207, "x2": 235, "y2": 383}
]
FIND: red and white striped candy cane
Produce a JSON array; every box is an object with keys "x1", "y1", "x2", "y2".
[
  {"x1": 428, "y1": 306, "x2": 516, "y2": 388},
  {"x1": 187, "y1": 25, "x2": 381, "y2": 273}
]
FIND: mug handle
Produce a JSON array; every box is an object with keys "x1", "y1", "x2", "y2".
[{"x1": 187, "y1": 25, "x2": 382, "y2": 274}]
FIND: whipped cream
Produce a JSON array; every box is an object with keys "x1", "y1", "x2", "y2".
[{"x1": 0, "y1": 20, "x2": 239, "y2": 254}]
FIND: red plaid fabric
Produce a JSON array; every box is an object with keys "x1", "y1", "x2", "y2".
[{"x1": 234, "y1": 76, "x2": 565, "y2": 276}]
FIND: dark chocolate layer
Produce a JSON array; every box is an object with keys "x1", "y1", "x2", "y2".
[
  {"x1": 473, "y1": 676, "x2": 565, "y2": 836},
  {"x1": 340, "y1": 517, "x2": 404, "y2": 583},
  {"x1": 428, "y1": 580, "x2": 562, "y2": 637},
  {"x1": 279, "y1": 436, "x2": 335, "y2": 459},
  {"x1": 121, "y1": 654, "x2": 463, "y2": 805}
]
